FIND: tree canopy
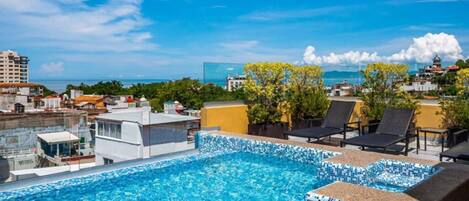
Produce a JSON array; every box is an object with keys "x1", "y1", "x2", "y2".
[{"x1": 64, "y1": 78, "x2": 244, "y2": 111}]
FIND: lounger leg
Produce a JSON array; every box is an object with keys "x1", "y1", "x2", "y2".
[
  {"x1": 416, "y1": 135, "x2": 420, "y2": 155},
  {"x1": 405, "y1": 139, "x2": 409, "y2": 156}
]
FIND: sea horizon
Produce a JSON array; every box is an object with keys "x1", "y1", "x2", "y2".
[{"x1": 32, "y1": 71, "x2": 365, "y2": 93}]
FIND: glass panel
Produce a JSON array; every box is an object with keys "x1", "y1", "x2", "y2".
[
  {"x1": 116, "y1": 124, "x2": 122, "y2": 139},
  {"x1": 104, "y1": 123, "x2": 110, "y2": 137}
]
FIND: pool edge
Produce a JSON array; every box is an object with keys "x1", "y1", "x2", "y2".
[{"x1": 0, "y1": 149, "x2": 198, "y2": 192}]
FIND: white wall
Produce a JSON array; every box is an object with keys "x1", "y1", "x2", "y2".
[
  {"x1": 94, "y1": 120, "x2": 195, "y2": 166},
  {"x1": 94, "y1": 136, "x2": 142, "y2": 166}
]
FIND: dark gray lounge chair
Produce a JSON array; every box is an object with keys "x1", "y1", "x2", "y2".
[
  {"x1": 440, "y1": 129, "x2": 469, "y2": 162},
  {"x1": 283, "y1": 100, "x2": 358, "y2": 142},
  {"x1": 340, "y1": 108, "x2": 415, "y2": 156}
]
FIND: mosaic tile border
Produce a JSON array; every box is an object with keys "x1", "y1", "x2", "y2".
[
  {"x1": 196, "y1": 131, "x2": 340, "y2": 164},
  {"x1": 197, "y1": 132, "x2": 441, "y2": 193}
]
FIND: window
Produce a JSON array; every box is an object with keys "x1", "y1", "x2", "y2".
[
  {"x1": 97, "y1": 121, "x2": 122, "y2": 139},
  {"x1": 103, "y1": 158, "x2": 114, "y2": 165},
  {"x1": 104, "y1": 123, "x2": 110, "y2": 137},
  {"x1": 98, "y1": 122, "x2": 104, "y2": 136}
]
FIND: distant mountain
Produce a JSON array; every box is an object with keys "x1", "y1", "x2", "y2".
[{"x1": 323, "y1": 71, "x2": 361, "y2": 78}]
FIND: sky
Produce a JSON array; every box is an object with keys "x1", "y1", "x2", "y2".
[{"x1": 0, "y1": 0, "x2": 468, "y2": 80}]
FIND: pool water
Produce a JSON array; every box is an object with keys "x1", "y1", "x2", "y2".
[{"x1": 2, "y1": 152, "x2": 331, "y2": 201}]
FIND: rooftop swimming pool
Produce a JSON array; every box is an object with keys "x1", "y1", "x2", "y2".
[{"x1": 0, "y1": 132, "x2": 440, "y2": 201}]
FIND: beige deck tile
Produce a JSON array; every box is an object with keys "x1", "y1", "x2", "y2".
[{"x1": 314, "y1": 182, "x2": 417, "y2": 201}]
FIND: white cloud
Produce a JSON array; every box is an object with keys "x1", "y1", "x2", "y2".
[
  {"x1": 303, "y1": 32, "x2": 463, "y2": 65},
  {"x1": 389, "y1": 33, "x2": 462, "y2": 63},
  {"x1": 0, "y1": 0, "x2": 154, "y2": 52},
  {"x1": 40, "y1": 62, "x2": 65, "y2": 75},
  {"x1": 240, "y1": 6, "x2": 344, "y2": 22}
]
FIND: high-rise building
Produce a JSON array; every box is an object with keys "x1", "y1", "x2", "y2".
[{"x1": 0, "y1": 50, "x2": 29, "y2": 83}]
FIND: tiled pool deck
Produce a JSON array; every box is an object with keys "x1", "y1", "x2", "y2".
[{"x1": 206, "y1": 131, "x2": 440, "y2": 201}]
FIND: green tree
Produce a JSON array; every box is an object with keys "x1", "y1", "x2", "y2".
[
  {"x1": 439, "y1": 69, "x2": 469, "y2": 129},
  {"x1": 63, "y1": 78, "x2": 244, "y2": 111},
  {"x1": 244, "y1": 62, "x2": 290, "y2": 124},
  {"x1": 287, "y1": 65, "x2": 329, "y2": 121},
  {"x1": 360, "y1": 62, "x2": 418, "y2": 121}
]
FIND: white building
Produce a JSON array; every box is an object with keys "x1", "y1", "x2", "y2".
[
  {"x1": 70, "y1": 89, "x2": 83, "y2": 100},
  {"x1": 226, "y1": 75, "x2": 246, "y2": 91},
  {"x1": 0, "y1": 50, "x2": 29, "y2": 83},
  {"x1": 402, "y1": 81, "x2": 438, "y2": 92},
  {"x1": 94, "y1": 109, "x2": 199, "y2": 165},
  {"x1": 41, "y1": 96, "x2": 61, "y2": 109},
  {"x1": 0, "y1": 83, "x2": 44, "y2": 112}
]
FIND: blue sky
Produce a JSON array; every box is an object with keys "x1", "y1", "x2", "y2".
[{"x1": 0, "y1": 0, "x2": 468, "y2": 80}]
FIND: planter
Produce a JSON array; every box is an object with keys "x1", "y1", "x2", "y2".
[
  {"x1": 292, "y1": 118, "x2": 323, "y2": 130},
  {"x1": 364, "y1": 120, "x2": 380, "y2": 134},
  {"x1": 248, "y1": 123, "x2": 263, "y2": 135},
  {"x1": 249, "y1": 122, "x2": 289, "y2": 139}
]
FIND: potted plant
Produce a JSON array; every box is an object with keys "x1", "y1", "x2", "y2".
[
  {"x1": 439, "y1": 68, "x2": 469, "y2": 147},
  {"x1": 360, "y1": 63, "x2": 418, "y2": 133},
  {"x1": 287, "y1": 65, "x2": 329, "y2": 129},
  {"x1": 244, "y1": 62, "x2": 290, "y2": 138}
]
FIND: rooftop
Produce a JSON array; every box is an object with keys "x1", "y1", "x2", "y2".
[
  {"x1": 74, "y1": 95, "x2": 103, "y2": 102},
  {"x1": 0, "y1": 83, "x2": 43, "y2": 88},
  {"x1": 37, "y1": 131, "x2": 80, "y2": 144},
  {"x1": 96, "y1": 110, "x2": 199, "y2": 125}
]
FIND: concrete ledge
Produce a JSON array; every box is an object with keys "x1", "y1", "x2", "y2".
[{"x1": 405, "y1": 162, "x2": 469, "y2": 201}]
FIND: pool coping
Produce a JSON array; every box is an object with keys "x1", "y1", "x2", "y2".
[{"x1": 0, "y1": 149, "x2": 199, "y2": 192}]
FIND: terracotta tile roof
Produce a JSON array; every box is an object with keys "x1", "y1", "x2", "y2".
[
  {"x1": 0, "y1": 83, "x2": 43, "y2": 88},
  {"x1": 74, "y1": 95, "x2": 103, "y2": 102}
]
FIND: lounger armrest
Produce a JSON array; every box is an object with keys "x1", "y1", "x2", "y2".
[
  {"x1": 345, "y1": 121, "x2": 361, "y2": 133},
  {"x1": 453, "y1": 129, "x2": 469, "y2": 137}
]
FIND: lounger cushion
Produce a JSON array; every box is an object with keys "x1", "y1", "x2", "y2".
[
  {"x1": 440, "y1": 141, "x2": 469, "y2": 160},
  {"x1": 341, "y1": 134, "x2": 404, "y2": 148},
  {"x1": 284, "y1": 127, "x2": 343, "y2": 139}
]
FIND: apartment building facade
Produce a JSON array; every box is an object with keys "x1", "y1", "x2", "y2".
[
  {"x1": 0, "y1": 110, "x2": 92, "y2": 180},
  {"x1": 0, "y1": 50, "x2": 29, "y2": 83}
]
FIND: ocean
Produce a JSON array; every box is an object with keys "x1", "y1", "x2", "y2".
[{"x1": 33, "y1": 71, "x2": 364, "y2": 93}]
